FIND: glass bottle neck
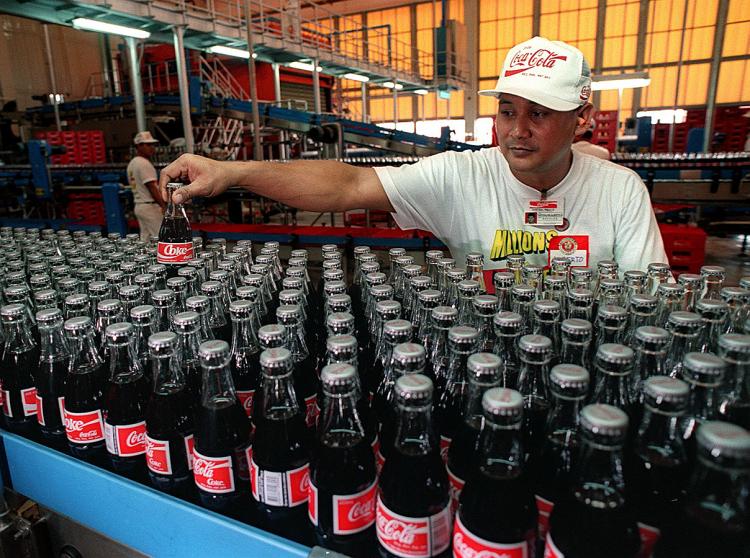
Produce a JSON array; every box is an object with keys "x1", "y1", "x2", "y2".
[
  {"x1": 318, "y1": 388, "x2": 365, "y2": 448},
  {"x1": 477, "y1": 419, "x2": 524, "y2": 479},
  {"x1": 4, "y1": 320, "x2": 37, "y2": 354},
  {"x1": 108, "y1": 341, "x2": 142, "y2": 381},
  {"x1": 39, "y1": 323, "x2": 67, "y2": 360},
  {"x1": 201, "y1": 360, "x2": 238, "y2": 405},
  {"x1": 572, "y1": 435, "x2": 627, "y2": 508},
  {"x1": 231, "y1": 315, "x2": 259, "y2": 355},
  {"x1": 395, "y1": 401, "x2": 437, "y2": 456},
  {"x1": 152, "y1": 350, "x2": 185, "y2": 393},
  {"x1": 257, "y1": 371, "x2": 298, "y2": 419}
]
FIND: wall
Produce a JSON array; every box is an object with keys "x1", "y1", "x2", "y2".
[{"x1": 0, "y1": 15, "x2": 102, "y2": 110}]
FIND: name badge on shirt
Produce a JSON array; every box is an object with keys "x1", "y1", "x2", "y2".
[
  {"x1": 548, "y1": 235, "x2": 589, "y2": 267},
  {"x1": 525, "y1": 200, "x2": 564, "y2": 226}
]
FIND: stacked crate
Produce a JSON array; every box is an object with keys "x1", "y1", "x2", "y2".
[
  {"x1": 592, "y1": 110, "x2": 617, "y2": 153},
  {"x1": 35, "y1": 130, "x2": 106, "y2": 164}
]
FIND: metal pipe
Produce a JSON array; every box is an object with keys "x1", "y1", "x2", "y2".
[
  {"x1": 312, "y1": 58, "x2": 322, "y2": 114},
  {"x1": 393, "y1": 84, "x2": 398, "y2": 128},
  {"x1": 42, "y1": 24, "x2": 62, "y2": 132},
  {"x1": 173, "y1": 26, "x2": 195, "y2": 154},
  {"x1": 361, "y1": 82, "x2": 368, "y2": 122},
  {"x1": 99, "y1": 34, "x2": 113, "y2": 97},
  {"x1": 703, "y1": 0, "x2": 730, "y2": 153},
  {"x1": 126, "y1": 36, "x2": 147, "y2": 132},
  {"x1": 244, "y1": 0, "x2": 263, "y2": 161},
  {"x1": 273, "y1": 63, "x2": 282, "y2": 102}
]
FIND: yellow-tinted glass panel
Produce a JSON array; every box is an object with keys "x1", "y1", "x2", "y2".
[
  {"x1": 716, "y1": 59, "x2": 750, "y2": 104},
  {"x1": 723, "y1": 21, "x2": 750, "y2": 57}
]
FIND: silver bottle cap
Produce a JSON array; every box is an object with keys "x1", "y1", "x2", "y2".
[
  {"x1": 467, "y1": 353, "x2": 502, "y2": 378},
  {"x1": 105, "y1": 321, "x2": 133, "y2": 341},
  {"x1": 131, "y1": 304, "x2": 155, "y2": 320},
  {"x1": 718, "y1": 334, "x2": 750, "y2": 354},
  {"x1": 596, "y1": 343, "x2": 634, "y2": 365},
  {"x1": 482, "y1": 387, "x2": 523, "y2": 417},
  {"x1": 258, "y1": 324, "x2": 287, "y2": 345},
  {"x1": 376, "y1": 300, "x2": 402, "y2": 318},
  {"x1": 64, "y1": 316, "x2": 93, "y2": 332},
  {"x1": 327, "y1": 312, "x2": 355, "y2": 330},
  {"x1": 511, "y1": 285, "x2": 537, "y2": 300},
  {"x1": 634, "y1": 326, "x2": 670, "y2": 345},
  {"x1": 493, "y1": 311, "x2": 523, "y2": 329},
  {"x1": 151, "y1": 289, "x2": 176, "y2": 304},
  {"x1": 533, "y1": 300, "x2": 561, "y2": 316},
  {"x1": 597, "y1": 305, "x2": 627, "y2": 322},
  {"x1": 668, "y1": 311, "x2": 702, "y2": 327},
  {"x1": 383, "y1": 319, "x2": 413, "y2": 338},
  {"x1": 493, "y1": 272, "x2": 515, "y2": 288},
  {"x1": 432, "y1": 305, "x2": 458, "y2": 323},
  {"x1": 630, "y1": 294, "x2": 658, "y2": 309},
  {"x1": 167, "y1": 276, "x2": 188, "y2": 290},
  {"x1": 580, "y1": 404, "x2": 628, "y2": 436},
  {"x1": 697, "y1": 421, "x2": 750, "y2": 458},
  {"x1": 561, "y1": 318, "x2": 592, "y2": 336},
  {"x1": 36, "y1": 308, "x2": 63, "y2": 324},
  {"x1": 199, "y1": 339, "x2": 230, "y2": 360},
  {"x1": 567, "y1": 288, "x2": 594, "y2": 303},
  {"x1": 97, "y1": 298, "x2": 123, "y2": 314},
  {"x1": 327, "y1": 334, "x2": 357, "y2": 353},
  {"x1": 321, "y1": 363, "x2": 357, "y2": 387},
  {"x1": 229, "y1": 299, "x2": 254, "y2": 316},
  {"x1": 173, "y1": 311, "x2": 200, "y2": 327},
  {"x1": 148, "y1": 331, "x2": 178, "y2": 350},
  {"x1": 395, "y1": 373, "x2": 433, "y2": 402},
  {"x1": 276, "y1": 304, "x2": 301, "y2": 320},
  {"x1": 550, "y1": 364, "x2": 589, "y2": 390},
  {"x1": 682, "y1": 352, "x2": 726, "y2": 377},
  {"x1": 393, "y1": 342, "x2": 426, "y2": 366},
  {"x1": 448, "y1": 325, "x2": 480, "y2": 344},
  {"x1": 518, "y1": 334, "x2": 552, "y2": 354},
  {"x1": 418, "y1": 289, "x2": 443, "y2": 304},
  {"x1": 200, "y1": 281, "x2": 222, "y2": 295},
  {"x1": 643, "y1": 376, "x2": 689, "y2": 403},
  {"x1": 472, "y1": 294, "x2": 499, "y2": 310}
]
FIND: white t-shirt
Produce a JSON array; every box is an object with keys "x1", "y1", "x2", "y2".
[
  {"x1": 126, "y1": 155, "x2": 158, "y2": 204},
  {"x1": 375, "y1": 147, "x2": 669, "y2": 273},
  {"x1": 572, "y1": 140, "x2": 611, "y2": 160}
]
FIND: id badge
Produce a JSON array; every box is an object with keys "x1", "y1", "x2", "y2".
[
  {"x1": 525, "y1": 200, "x2": 564, "y2": 226},
  {"x1": 548, "y1": 235, "x2": 589, "y2": 267}
]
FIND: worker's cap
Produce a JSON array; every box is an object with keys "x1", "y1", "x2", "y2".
[
  {"x1": 478, "y1": 36, "x2": 592, "y2": 112},
  {"x1": 133, "y1": 131, "x2": 159, "y2": 145}
]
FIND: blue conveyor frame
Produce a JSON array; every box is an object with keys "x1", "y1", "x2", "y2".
[{"x1": 0, "y1": 430, "x2": 311, "y2": 557}]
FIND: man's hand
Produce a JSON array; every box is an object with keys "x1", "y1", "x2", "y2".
[{"x1": 159, "y1": 154, "x2": 237, "y2": 204}]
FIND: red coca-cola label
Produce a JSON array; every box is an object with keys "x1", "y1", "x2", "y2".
[
  {"x1": 637, "y1": 522, "x2": 661, "y2": 558},
  {"x1": 236, "y1": 390, "x2": 254, "y2": 418},
  {"x1": 446, "y1": 465, "x2": 465, "y2": 515},
  {"x1": 376, "y1": 448, "x2": 386, "y2": 474},
  {"x1": 185, "y1": 434, "x2": 195, "y2": 470},
  {"x1": 1, "y1": 389, "x2": 9, "y2": 417},
  {"x1": 36, "y1": 394, "x2": 65, "y2": 427},
  {"x1": 308, "y1": 479, "x2": 319, "y2": 525},
  {"x1": 376, "y1": 496, "x2": 452, "y2": 558},
  {"x1": 535, "y1": 495, "x2": 554, "y2": 545},
  {"x1": 145, "y1": 435, "x2": 172, "y2": 475},
  {"x1": 333, "y1": 480, "x2": 377, "y2": 535},
  {"x1": 105, "y1": 420, "x2": 147, "y2": 457},
  {"x1": 21, "y1": 387, "x2": 37, "y2": 417},
  {"x1": 193, "y1": 450, "x2": 235, "y2": 494},
  {"x1": 439, "y1": 435, "x2": 452, "y2": 464},
  {"x1": 236, "y1": 445, "x2": 252, "y2": 481},
  {"x1": 543, "y1": 534, "x2": 564, "y2": 558},
  {"x1": 453, "y1": 514, "x2": 531, "y2": 558},
  {"x1": 64, "y1": 408, "x2": 105, "y2": 444},
  {"x1": 304, "y1": 394, "x2": 319, "y2": 428},
  {"x1": 250, "y1": 459, "x2": 310, "y2": 507},
  {"x1": 157, "y1": 241, "x2": 193, "y2": 264}
]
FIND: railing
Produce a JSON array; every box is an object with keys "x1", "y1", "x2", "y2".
[{"x1": 199, "y1": 54, "x2": 248, "y2": 100}]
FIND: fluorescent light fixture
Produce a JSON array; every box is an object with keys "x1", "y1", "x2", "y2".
[
  {"x1": 72, "y1": 17, "x2": 150, "y2": 39},
  {"x1": 591, "y1": 71, "x2": 650, "y2": 91},
  {"x1": 207, "y1": 45, "x2": 256, "y2": 59},
  {"x1": 382, "y1": 81, "x2": 404, "y2": 90},
  {"x1": 413, "y1": 89, "x2": 429, "y2": 95},
  {"x1": 343, "y1": 73, "x2": 369, "y2": 83},
  {"x1": 288, "y1": 61, "x2": 322, "y2": 72}
]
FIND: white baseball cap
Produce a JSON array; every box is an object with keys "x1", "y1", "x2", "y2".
[
  {"x1": 478, "y1": 36, "x2": 592, "y2": 111},
  {"x1": 133, "y1": 131, "x2": 159, "y2": 145}
]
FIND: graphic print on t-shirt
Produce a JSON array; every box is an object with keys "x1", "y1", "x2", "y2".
[{"x1": 490, "y1": 229, "x2": 559, "y2": 261}]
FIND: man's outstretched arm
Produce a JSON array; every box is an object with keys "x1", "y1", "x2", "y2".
[{"x1": 158, "y1": 155, "x2": 394, "y2": 213}]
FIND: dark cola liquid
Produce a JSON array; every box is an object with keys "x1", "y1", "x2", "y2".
[
  {"x1": 546, "y1": 489, "x2": 641, "y2": 558},
  {"x1": 182, "y1": 361, "x2": 202, "y2": 407},
  {"x1": 434, "y1": 381, "x2": 466, "y2": 459},
  {"x1": 458, "y1": 468, "x2": 537, "y2": 555},
  {"x1": 446, "y1": 421, "x2": 482, "y2": 507},
  {"x1": 1, "y1": 348, "x2": 41, "y2": 438},
  {"x1": 145, "y1": 385, "x2": 195, "y2": 498},
  {"x1": 193, "y1": 398, "x2": 252, "y2": 518},
  {"x1": 35, "y1": 358, "x2": 68, "y2": 448},
  {"x1": 231, "y1": 350, "x2": 260, "y2": 420},
  {"x1": 629, "y1": 451, "x2": 690, "y2": 557},
  {"x1": 377, "y1": 448, "x2": 451, "y2": 558},
  {"x1": 65, "y1": 364, "x2": 107, "y2": 464},
  {"x1": 294, "y1": 356, "x2": 320, "y2": 432},
  {"x1": 523, "y1": 401, "x2": 549, "y2": 462},
  {"x1": 104, "y1": 374, "x2": 150, "y2": 481},
  {"x1": 310, "y1": 433, "x2": 377, "y2": 557},
  {"x1": 158, "y1": 215, "x2": 192, "y2": 278},
  {"x1": 661, "y1": 502, "x2": 750, "y2": 558},
  {"x1": 718, "y1": 400, "x2": 750, "y2": 431},
  {"x1": 211, "y1": 322, "x2": 233, "y2": 345},
  {"x1": 251, "y1": 411, "x2": 311, "y2": 544}
]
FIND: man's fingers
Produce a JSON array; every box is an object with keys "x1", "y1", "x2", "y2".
[{"x1": 173, "y1": 178, "x2": 209, "y2": 204}]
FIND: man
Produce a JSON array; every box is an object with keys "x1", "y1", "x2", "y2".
[
  {"x1": 572, "y1": 129, "x2": 611, "y2": 160},
  {"x1": 127, "y1": 131, "x2": 165, "y2": 242},
  {"x1": 159, "y1": 37, "x2": 668, "y2": 274}
]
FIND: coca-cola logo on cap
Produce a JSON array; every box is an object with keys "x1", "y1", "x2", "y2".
[
  {"x1": 505, "y1": 48, "x2": 568, "y2": 77},
  {"x1": 157, "y1": 242, "x2": 194, "y2": 264}
]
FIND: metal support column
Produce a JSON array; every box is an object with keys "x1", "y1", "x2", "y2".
[
  {"x1": 273, "y1": 63, "x2": 282, "y2": 102},
  {"x1": 126, "y1": 36, "x2": 147, "y2": 132},
  {"x1": 668, "y1": 4, "x2": 690, "y2": 152},
  {"x1": 312, "y1": 59, "x2": 322, "y2": 114},
  {"x1": 532, "y1": 0, "x2": 542, "y2": 37},
  {"x1": 42, "y1": 24, "x2": 62, "y2": 132},
  {"x1": 592, "y1": 0, "x2": 606, "y2": 109},
  {"x1": 703, "y1": 0, "x2": 730, "y2": 153},
  {"x1": 464, "y1": 0, "x2": 479, "y2": 139},
  {"x1": 631, "y1": 0, "x2": 650, "y2": 117},
  {"x1": 172, "y1": 26, "x2": 194, "y2": 154},
  {"x1": 361, "y1": 83, "x2": 368, "y2": 122},
  {"x1": 393, "y1": 85, "x2": 399, "y2": 128},
  {"x1": 244, "y1": 0, "x2": 263, "y2": 161},
  {"x1": 99, "y1": 34, "x2": 113, "y2": 97}
]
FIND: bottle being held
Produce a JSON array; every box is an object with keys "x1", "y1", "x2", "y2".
[
  {"x1": 157, "y1": 183, "x2": 193, "y2": 275},
  {"x1": 530, "y1": 364, "x2": 589, "y2": 553},
  {"x1": 145, "y1": 331, "x2": 196, "y2": 498},
  {"x1": 658, "y1": 421, "x2": 750, "y2": 558},
  {"x1": 376, "y1": 374, "x2": 451, "y2": 558},
  {"x1": 309, "y1": 363, "x2": 377, "y2": 556},
  {"x1": 446, "y1": 353, "x2": 502, "y2": 513},
  {"x1": 63, "y1": 316, "x2": 107, "y2": 465},
  {"x1": 35, "y1": 308, "x2": 69, "y2": 449},
  {"x1": 193, "y1": 340, "x2": 252, "y2": 520},
  {"x1": 0, "y1": 303, "x2": 40, "y2": 439},
  {"x1": 103, "y1": 322, "x2": 150, "y2": 482},
  {"x1": 453, "y1": 388, "x2": 537, "y2": 558},
  {"x1": 251, "y1": 348, "x2": 311, "y2": 544},
  {"x1": 630, "y1": 377, "x2": 690, "y2": 558},
  {"x1": 545, "y1": 404, "x2": 641, "y2": 558}
]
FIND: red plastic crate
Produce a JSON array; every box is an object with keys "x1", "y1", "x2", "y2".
[
  {"x1": 658, "y1": 224, "x2": 706, "y2": 274},
  {"x1": 66, "y1": 193, "x2": 105, "y2": 226}
]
